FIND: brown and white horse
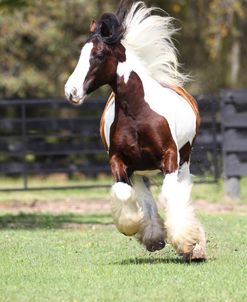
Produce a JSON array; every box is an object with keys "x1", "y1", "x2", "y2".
[{"x1": 65, "y1": 1, "x2": 206, "y2": 261}]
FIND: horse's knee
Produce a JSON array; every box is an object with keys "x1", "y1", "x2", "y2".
[
  {"x1": 110, "y1": 154, "x2": 130, "y2": 184},
  {"x1": 111, "y1": 182, "x2": 143, "y2": 236},
  {"x1": 161, "y1": 143, "x2": 178, "y2": 175},
  {"x1": 160, "y1": 170, "x2": 179, "y2": 203}
]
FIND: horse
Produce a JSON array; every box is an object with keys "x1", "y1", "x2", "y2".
[{"x1": 65, "y1": 1, "x2": 206, "y2": 261}]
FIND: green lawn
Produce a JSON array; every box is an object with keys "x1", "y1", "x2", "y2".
[
  {"x1": 0, "y1": 176, "x2": 246, "y2": 204},
  {"x1": 0, "y1": 213, "x2": 246, "y2": 302}
]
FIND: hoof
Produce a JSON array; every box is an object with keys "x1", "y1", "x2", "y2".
[
  {"x1": 191, "y1": 243, "x2": 207, "y2": 261},
  {"x1": 181, "y1": 244, "x2": 206, "y2": 262},
  {"x1": 146, "y1": 240, "x2": 166, "y2": 252}
]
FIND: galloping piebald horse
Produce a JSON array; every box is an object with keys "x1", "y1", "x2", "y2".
[{"x1": 65, "y1": 1, "x2": 206, "y2": 261}]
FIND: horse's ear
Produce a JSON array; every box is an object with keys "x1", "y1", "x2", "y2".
[{"x1": 90, "y1": 20, "x2": 97, "y2": 33}]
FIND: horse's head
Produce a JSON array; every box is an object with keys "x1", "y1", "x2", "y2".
[{"x1": 65, "y1": 13, "x2": 125, "y2": 105}]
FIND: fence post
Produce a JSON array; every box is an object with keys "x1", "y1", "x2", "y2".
[
  {"x1": 224, "y1": 153, "x2": 240, "y2": 199},
  {"x1": 211, "y1": 96, "x2": 219, "y2": 182},
  {"x1": 220, "y1": 89, "x2": 247, "y2": 200},
  {"x1": 21, "y1": 102, "x2": 28, "y2": 190},
  {"x1": 225, "y1": 177, "x2": 240, "y2": 199}
]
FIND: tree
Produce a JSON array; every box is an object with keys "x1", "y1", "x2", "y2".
[{"x1": 0, "y1": 0, "x2": 246, "y2": 98}]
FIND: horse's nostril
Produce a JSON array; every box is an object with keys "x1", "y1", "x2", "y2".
[
  {"x1": 71, "y1": 87, "x2": 77, "y2": 96},
  {"x1": 69, "y1": 93, "x2": 73, "y2": 102}
]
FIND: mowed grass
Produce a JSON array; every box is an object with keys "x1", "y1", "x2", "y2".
[
  {"x1": 0, "y1": 176, "x2": 246, "y2": 204},
  {"x1": 0, "y1": 213, "x2": 247, "y2": 302}
]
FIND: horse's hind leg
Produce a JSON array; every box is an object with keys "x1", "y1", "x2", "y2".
[
  {"x1": 132, "y1": 175, "x2": 166, "y2": 252},
  {"x1": 160, "y1": 149, "x2": 206, "y2": 261},
  {"x1": 110, "y1": 155, "x2": 143, "y2": 236}
]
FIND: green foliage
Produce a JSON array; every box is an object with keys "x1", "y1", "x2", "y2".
[
  {"x1": 0, "y1": 0, "x2": 30, "y2": 11},
  {"x1": 0, "y1": 0, "x2": 247, "y2": 98},
  {"x1": 0, "y1": 213, "x2": 246, "y2": 301},
  {"x1": 0, "y1": 1, "x2": 83, "y2": 97}
]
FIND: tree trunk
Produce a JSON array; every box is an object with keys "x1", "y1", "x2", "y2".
[{"x1": 229, "y1": 39, "x2": 240, "y2": 86}]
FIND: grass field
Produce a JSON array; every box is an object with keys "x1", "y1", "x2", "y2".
[
  {"x1": 0, "y1": 212, "x2": 247, "y2": 302},
  {"x1": 0, "y1": 176, "x2": 246, "y2": 204},
  {"x1": 0, "y1": 177, "x2": 247, "y2": 301}
]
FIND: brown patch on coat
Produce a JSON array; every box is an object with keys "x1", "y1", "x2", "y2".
[
  {"x1": 106, "y1": 71, "x2": 178, "y2": 182},
  {"x1": 100, "y1": 86, "x2": 200, "y2": 153},
  {"x1": 179, "y1": 141, "x2": 192, "y2": 166}
]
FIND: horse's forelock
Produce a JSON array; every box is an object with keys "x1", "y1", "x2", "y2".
[
  {"x1": 99, "y1": 13, "x2": 122, "y2": 31},
  {"x1": 88, "y1": 1, "x2": 131, "y2": 45},
  {"x1": 90, "y1": 13, "x2": 124, "y2": 45}
]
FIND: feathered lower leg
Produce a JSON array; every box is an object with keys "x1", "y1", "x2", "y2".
[
  {"x1": 132, "y1": 175, "x2": 166, "y2": 252},
  {"x1": 110, "y1": 155, "x2": 143, "y2": 236},
  {"x1": 161, "y1": 163, "x2": 206, "y2": 261}
]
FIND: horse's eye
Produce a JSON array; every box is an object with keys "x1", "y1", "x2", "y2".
[
  {"x1": 90, "y1": 52, "x2": 104, "y2": 62},
  {"x1": 96, "y1": 52, "x2": 104, "y2": 60}
]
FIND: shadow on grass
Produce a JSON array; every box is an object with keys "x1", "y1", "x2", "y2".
[
  {"x1": 116, "y1": 257, "x2": 207, "y2": 265},
  {"x1": 0, "y1": 212, "x2": 113, "y2": 229}
]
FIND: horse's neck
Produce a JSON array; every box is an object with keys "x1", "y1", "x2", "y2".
[{"x1": 112, "y1": 48, "x2": 153, "y2": 112}]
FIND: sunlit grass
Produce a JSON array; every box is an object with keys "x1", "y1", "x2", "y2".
[
  {"x1": 0, "y1": 213, "x2": 246, "y2": 302},
  {"x1": 192, "y1": 177, "x2": 247, "y2": 204},
  {"x1": 0, "y1": 175, "x2": 111, "y2": 203},
  {"x1": 0, "y1": 175, "x2": 246, "y2": 204}
]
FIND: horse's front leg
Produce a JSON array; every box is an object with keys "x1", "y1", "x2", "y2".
[
  {"x1": 132, "y1": 175, "x2": 166, "y2": 252},
  {"x1": 110, "y1": 155, "x2": 143, "y2": 236},
  {"x1": 160, "y1": 148, "x2": 206, "y2": 261}
]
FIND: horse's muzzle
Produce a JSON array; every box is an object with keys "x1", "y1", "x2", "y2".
[{"x1": 65, "y1": 86, "x2": 86, "y2": 106}]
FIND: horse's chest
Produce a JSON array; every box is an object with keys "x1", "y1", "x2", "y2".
[{"x1": 109, "y1": 109, "x2": 172, "y2": 170}]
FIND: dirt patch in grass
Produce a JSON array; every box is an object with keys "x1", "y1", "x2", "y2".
[
  {"x1": 194, "y1": 199, "x2": 247, "y2": 215},
  {"x1": 0, "y1": 198, "x2": 246, "y2": 215},
  {"x1": 0, "y1": 198, "x2": 111, "y2": 214}
]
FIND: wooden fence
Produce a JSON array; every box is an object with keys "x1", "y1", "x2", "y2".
[
  {"x1": 221, "y1": 89, "x2": 247, "y2": 199},
  {"x1": 0, "y1": 95, "x2": 221, "y2": 191}
]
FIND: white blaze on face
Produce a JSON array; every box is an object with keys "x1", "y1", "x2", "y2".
[{"x1": 65, "y1": 42, "x2": 93, "y2": 105}]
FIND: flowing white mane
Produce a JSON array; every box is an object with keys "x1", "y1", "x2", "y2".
[{"x1": 122, "y1": 1, "x2": 188, "y2": 87}]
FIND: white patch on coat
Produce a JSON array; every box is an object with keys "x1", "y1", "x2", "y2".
[
  {"x1": 117, "y1": 62, "x2": 131, "y2": 84},
  {"x1": 103, "y1": 99, "x2": 115, "y2": 149},
  {"x1": 64, "y1": 42, "x2": 93, "y2": 105}
]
